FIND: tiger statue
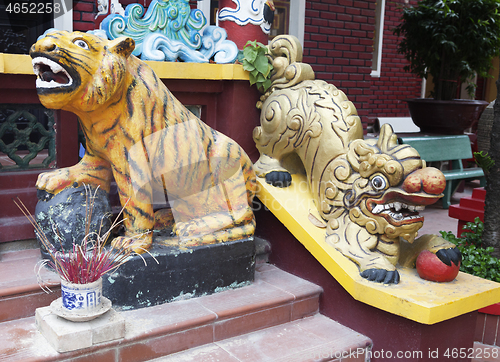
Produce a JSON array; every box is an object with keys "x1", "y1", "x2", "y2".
[
  {"x1": 30, "y1": 30, "x2": 256, "y2": 253},
  {"x1": 253, "y1": 35, "x2": 461, "y2": 284}
]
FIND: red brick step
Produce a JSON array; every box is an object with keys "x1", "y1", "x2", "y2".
[
  {"x1": 149, "y1": 314, "x2": 371, "y2": 362},
  {"x1": 0, "y1": 247, "x2": 60, "y2": 323},
  {"x1": 0, "y1": 248, "x2": 372, "y2": 362}
]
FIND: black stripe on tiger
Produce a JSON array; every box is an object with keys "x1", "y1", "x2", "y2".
[
  {"x1": 120, "y1": 125, "x2": 135, "y2": 144},
  {"x1": 138, "y1": 65, "x2": 152, "y2": 97},
  {"x1": 150, "y1": 102, "x2": 156, "y2": 133},
  {"x1": 102, "y1": 116, "x2": 121, "y2": 134},
  {"x1": 126, "y1": 79, "x2": 137, "y2": 118}
]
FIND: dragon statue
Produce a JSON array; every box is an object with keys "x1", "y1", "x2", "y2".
[{"x1": 253, "y1": 35, "x2": 461, "y2": 284}]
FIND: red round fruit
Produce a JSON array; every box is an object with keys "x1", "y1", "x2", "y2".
[
  {"x1": 420, "y1": 167, "x2": 446, "y2": 195},
  {"x1": 416, "y1": 250, "x2": 460, "y2": 282},
  {"x1": 403, "y1": 173, "x2": 422, "y2": 193}
]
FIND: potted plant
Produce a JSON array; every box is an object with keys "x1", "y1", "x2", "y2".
[{"x1": 393, "y1": 0, "x2": 500, "y2": 134}]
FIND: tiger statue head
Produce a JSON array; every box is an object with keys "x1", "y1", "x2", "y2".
[{"x1": 30, "y1": 30, "x2": 135, "y2": 112}]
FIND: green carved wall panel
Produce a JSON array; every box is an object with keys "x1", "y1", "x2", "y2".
[{"x1": 0, "y1": 105, "x2": 55, "y2": 170}]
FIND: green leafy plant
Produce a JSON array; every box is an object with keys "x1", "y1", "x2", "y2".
[
  {"x1": 474, "y1": 150, "x2": 495, "y2": 173},
  {"x1": 440, "y1": 217, "x2": 500, "y2": 282},
  {"x1": 393, "y1": 0, "x2": 500, "y2": 100},
  {"x1": 241, "y1": 40, "x2": 273, "y2": 93}
]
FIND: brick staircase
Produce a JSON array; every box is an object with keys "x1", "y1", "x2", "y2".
[
  {"x1": 0, "y1": 246, "x2": 372, "y2": 362},
  {"x1": 448, "y1": 187, "x2": 485, "y2": 236}
]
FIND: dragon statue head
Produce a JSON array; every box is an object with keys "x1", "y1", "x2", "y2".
[{"x1": 323, "y1": 124, "x2": 448, "y2": 282}]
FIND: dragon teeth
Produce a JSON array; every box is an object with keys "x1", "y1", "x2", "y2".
[
  {"x1": 391, "y1": 212, "x2": 403, "y2": 221},
  {"x1": 372, "y1": 202, "x2": 424, "y2": 216}
]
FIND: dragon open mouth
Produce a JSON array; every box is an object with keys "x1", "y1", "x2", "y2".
[
  {"x1": 370, "y1": 201, "x2": 425, "y2": 223},
  {"x1": 32, "y1": 57, "x2": 73, "y2": 89}
]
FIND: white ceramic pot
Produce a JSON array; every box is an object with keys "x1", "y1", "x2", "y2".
[
  {"x1": 50, "y1": 277, "x2": 111, "y2": 322},
  {"x1": 61, "y1": 278, "x2": 102, "y2": 312}
]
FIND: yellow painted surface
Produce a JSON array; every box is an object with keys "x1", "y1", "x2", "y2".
[
  {"x1": 0, "y1": 54, "x2": 33, "y2": 74},
  {"x1": 0, "y1": 53, "x2": 249, "y2": 80},
  {"x1": 146, "y1": 61, "x2": 249, "y2": 80},
  {"x1": 257, "y1": 173, "x2": 500, "y2": 325}
]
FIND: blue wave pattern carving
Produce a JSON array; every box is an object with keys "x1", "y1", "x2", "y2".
[
  {"x1": 142, "y1": 26, "x2": 238, "y2": 63},
  {"x1": 102, "y1": 0, "x2": 238, "y2": 63},
  {"x1": 200, "y1": 26, "x2": 239, "y2": 64}
]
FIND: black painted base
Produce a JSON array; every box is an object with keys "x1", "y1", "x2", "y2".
[
  {"x1": 102, "y1": 237, "x2": 256, "y2": 310},
  {"x1": 35, "y1": 185, "x2": 112, "y2": 259}
]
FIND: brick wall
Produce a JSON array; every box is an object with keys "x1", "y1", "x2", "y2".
[
  {"x1": 74, "y1": 0, "x2": 156, "y2": 31},
  {"x1": 304, "y1": 0, "x2": 421, "y2": 128},
  {"x1": 303, "y1": 0, "x2": 375, "y2": 128},
  {"x1": 369, "y1": 0, "x2": 421, "y2": 122},
  {"x1": 73, "y1": 0, "x2": 97, "y2": 32}
]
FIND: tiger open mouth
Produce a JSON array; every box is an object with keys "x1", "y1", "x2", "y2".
[{"x1": 32, "y1": 57, "x2": 73, "y2": 89}]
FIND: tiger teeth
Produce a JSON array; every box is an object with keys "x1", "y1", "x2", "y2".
[{"x1": 32, "y1": 57, "x2": 73, "y2": 89}]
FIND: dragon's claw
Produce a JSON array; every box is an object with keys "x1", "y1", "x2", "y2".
[
  {"x1": 265, "y1": 171, "x2": 292, "y2": 188},
  {"x1": 361, "y1": 268, "x2": 400, "y2": 284},
  {"x1": 436, "y1": 247, "x2": 461, "y2": 266}
]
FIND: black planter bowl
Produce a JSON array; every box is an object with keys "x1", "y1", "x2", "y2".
[{"x1": 405, "y1": 98, "x2": 489, "y2": 134}]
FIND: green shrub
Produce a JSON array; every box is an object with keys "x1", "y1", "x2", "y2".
[
  {"x1": 474, "y1": 150, "x2": 495, "y2": 174},
  {"x1": 440, "y1": 217, "x2": 500, "y2": 282},
  {"x1": 241, "y1": 40, "x2": 273, "y2": 93}
]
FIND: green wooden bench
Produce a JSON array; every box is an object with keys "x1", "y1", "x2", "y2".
[{"x1": 398, "y1": 135, "x2": 485, "y2": 209}]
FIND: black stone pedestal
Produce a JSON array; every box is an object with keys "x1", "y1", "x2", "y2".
[
  {"x1": 102, "y1": 237, "x2": 256, "y2": 310},
  {"x1": 35, "y1": 186, "x2": 112, "y2": 259}
]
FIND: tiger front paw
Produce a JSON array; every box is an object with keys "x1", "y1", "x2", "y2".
[
  {"x1": 173, "y1": 221, "x2": 200, "y2": 238},
  {"x1": 111, "y1": 235, "x2": 152, "y2": 254},
  {"x1": 36, "y1": 168, "x2": 74, "y2": 195}
]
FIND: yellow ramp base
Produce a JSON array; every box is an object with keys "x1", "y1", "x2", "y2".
[{"x1": 256, "y1": 174, "x2": 500, "y2": 325}]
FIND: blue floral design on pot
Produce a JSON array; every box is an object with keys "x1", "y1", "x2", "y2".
[{"x1": 60, "y1": 278, "x2": 103, "y2": 313}]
